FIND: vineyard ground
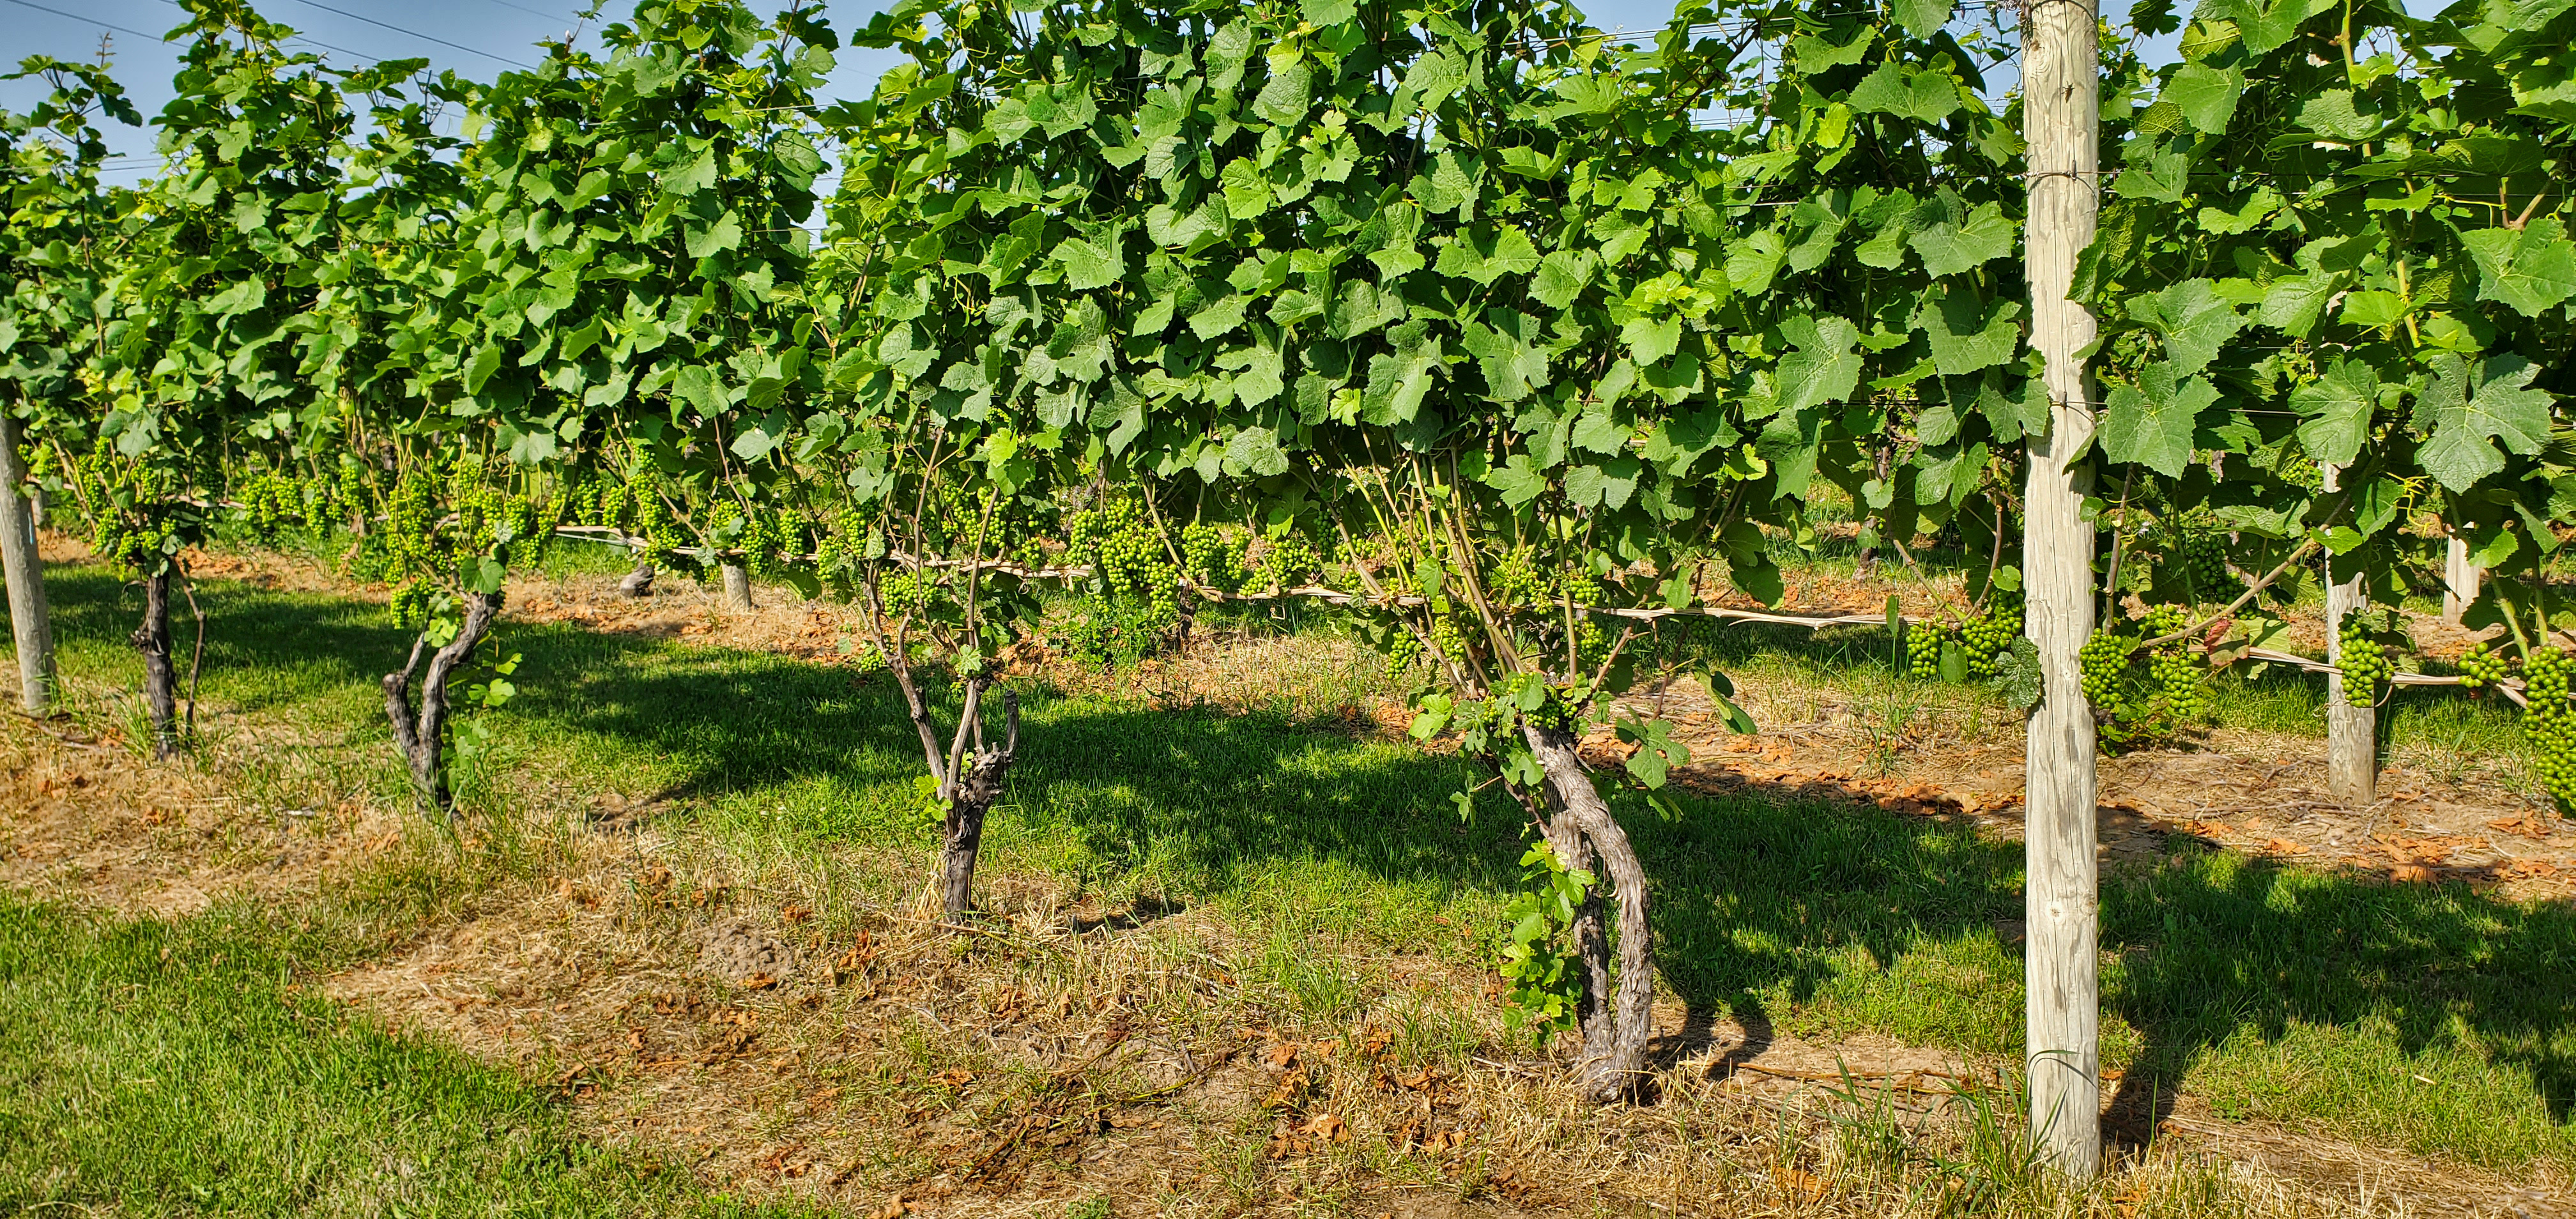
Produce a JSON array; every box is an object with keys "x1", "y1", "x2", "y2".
[{"x1": 1, "y1": 533, "x2": 2571, "y2": 1217}]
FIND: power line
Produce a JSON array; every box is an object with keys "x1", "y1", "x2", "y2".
[
  {"x1": 0, "y1": 0, "x2": 168, "y2": 44},
  {"x1": 132, "y1": 0, "x2": 385, "y2": 64},
  {"x1": 272, "y1": 0, "x2": 535, "y2": 68},
  {"x1": 475, "y1": 0, "x2": 581, "y2": 22}
]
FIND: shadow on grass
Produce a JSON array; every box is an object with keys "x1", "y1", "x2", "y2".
[{"x1": 17, "y1": 557, "x2": 2576, "y2": 1167}]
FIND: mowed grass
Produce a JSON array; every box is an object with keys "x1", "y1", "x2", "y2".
[
  {"x1": 0, "y1": 896, "x2": 820, "y2": 1216},
  {"x1": 5, "y1": 549, "x2": 2576, "y2": 1191}
]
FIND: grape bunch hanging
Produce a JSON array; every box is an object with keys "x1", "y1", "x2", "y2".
[
  {"x1": 2334, "y1": 611, "x2": 2393, "y2": 697},
  {"x1": 67, "y1": 450, "x2": 189, "y2": 572},
  {"x1": 1906, "y1": 597, "x2": 2022, "y2": 680},
  {"x1": 2520, "y1": 648, "x2": 2576, "y2": 811},
  {"x1": 2458, "y1": 643, "x2": 2508, "y2": 692},
  {"x1": 1181, "y1": 522, "x2": 1246, "y2": 592},
  {"x1": 1060, "y1": 495, "x2": 1180, "y2": 666},
  {"x1": 2080, "y1": 603, "x2": 2208, "y2": 754}
]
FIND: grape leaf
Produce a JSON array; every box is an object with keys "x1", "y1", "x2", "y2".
[
  {"x1": 1848, "y1": 63, "x2": 1962, "y2": 125},
  {"x1": 2126, "y1": 278, "x2": 2244, "y2": 373},
  {"x1": 2460, "y1": 217, "x2": 2576, "y2": 317},
  {"x1": 2101, "y1": 360, "x2": 2218, "y2": 477},
  {"x1": 1906, "y1": 203, "x2": 2012, "y2": 277},
  {"x1": 1894, "y1": 0, "x2": 1952, "y2": 37},
  {"x1": 1770, "y1": 316, "x2": 1863, "y2": 414},
  {"x1": 2415, "y1": 353, "x2": 2554, "y2": 491},
  {"x1": 2290, "y1": 357, "x2": 2379, "y2": 470},
  {"x1": 2163, "y1": 62, "x2": 2244, "y2": 133}
]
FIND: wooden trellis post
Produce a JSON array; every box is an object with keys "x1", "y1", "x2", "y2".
[
  {"x1": 0, "y1": 411, "x2": 55, "y2": 717},
  {"x1": 2021, "y1": 0, "x2": 2103, "y2": 1179},
  {"x1": 2324, "y1": 464, "x2": 2377, "y2": 805},
  {"x1": 2442, "y1": 533, "x2": 2480, "y2": 625}
]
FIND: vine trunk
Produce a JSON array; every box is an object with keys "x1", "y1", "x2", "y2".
[
  {"x1": 1524, "y1": 722, "x2": 1654, "y2": 1101},
  {"x1": 135, "y1": 569, "x2": 178, "y2": 758},
  {"x1": 382, "y1": 589, "x2": 503, "y2": 820}
]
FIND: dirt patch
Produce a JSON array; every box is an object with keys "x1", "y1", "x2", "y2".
[{"x1": 698, "y1": 917, "x2": 799, "y2": 985}]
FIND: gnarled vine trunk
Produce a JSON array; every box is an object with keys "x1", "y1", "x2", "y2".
[
  {"x1": 136, "y1": 569, "x2": 178, "y2": 758},
  {"x1": 939, "y1": 685, "x2": 1019, "y2": 916},
  {"x1": 382, "y1": 588, "x2": 503, "y2": 820},
  {"x1": 1522, "y1": 722, "x2": 1655, "y2": 1102},
  {"x1": 886, "y1": 656, "x2": 1021, "y2": 918}
]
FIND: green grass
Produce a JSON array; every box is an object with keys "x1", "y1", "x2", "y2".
[
  {"x1": 0, "y1": 896, "x2": 820, "y2": 1216},
  {"x1": 6, "y1": 551, "x2": 2576, "y2": 1185}
]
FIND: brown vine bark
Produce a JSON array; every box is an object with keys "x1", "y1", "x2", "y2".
[
  {"x1": 135, "y1": 569, "x2": 178, "y2": 758},
  {"x1": 881, "y1": 643, "x2": 1022, "y2": 919},
  {"x1": 1522, "y1": 721, "x2": 1655, "y2": 1102},
  {"x1": 937, "y1": 683, "x2": 1020, "y2": 917},
  {"x1": 382, "y1": 589, "x2": 503, "y2": 820}
]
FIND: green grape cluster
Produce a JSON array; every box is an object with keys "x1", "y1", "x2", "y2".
[
  {"x1": 2150, "y1": 649, "x2": 2207, "y2": 723},
  {"x1": 239, "y1": 471, "x2": 306, "y2": 543},
  {"x1": 632, "y1": 489, "x2": 684, "y2": 565},
  {"x1": 2139, "y1": 603, "x2": 2188, "y2": 639},
  {"x1": 1252, "y1": 531, "x2": 1322, "y2": 593},
  {"x1": 2524, "y1": 649, "x2": 2576, "y2": 809},
  {"x1": 1062, "y1": 496, "x2": 1181, "y2": 666},
  {"x1": 1429, "y1": 601, "x2": 1472, "y2": 663},
  {"x1": 1960, "y1": 599, "x2": 2022, "y2": 677},
  {"x1": 1906, "y1": 620, "x2": 1947, "y2": 678},
  {"x1": 2275, "y1": 448, "x2": 2324, "y2": 493},
  {"x1": 709, "y1": 502, "x2": 799, "y2": 576},
  {"x1": 877, "y1": 570, "x2": 933, "y2": 618},
  {"x1": 580, "y1": 477, "x2": 631, "y2": 530},
  {"x1": 1012, "y1": 533, "x2": 1050, "y2": 572},
  {"x1": 330, "y1": 454, "x2": 371, "y2": 524},
  {"x1": 1489, "y1": 548, "x2": 1555, "y2": 611},
  {"x1": 1181, "y1": 522, "x2": 1245, "y2": 592},
  {"x1": 1383, "y1": 626, "x2": 1425, "y2": 677},
  {"x1": 70, "y1": 450, "x2": 184, "y2": 571},
  {"x1": 2179, "y1": 527, "x2": 2232, "y2": 592},
  {"x1": 2080, "y1": 630, "x2": 2133, "y2": 709},
  {"x1": 2459, "y1": 643, "x2": 2509, "y2": 692},
  {"x1": 389, "y1": 578, "x2": 433, "y2": 629},
  {"x1": 816, "y1": 509, "x2": 875, "y2": 577},
  {"x1": 2336, "y1": 611, "x2": 2393, "y2": 692}
]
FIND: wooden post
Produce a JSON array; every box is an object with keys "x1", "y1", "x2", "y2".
[
  {"x1": 0, "y1": 411, "x2": 56, "y2": 716},
  {"x1": 719, "y1": 560, "x2": 754, "y2": 612},
  {"x1": 2442, "y1": 533, "x2": 2479, "y2": 626},
  {"x1": 2323, "y1": 464, "x2": 2376, "y2": 805},
  {"x1": 2021, "y1": 0, "x2": 2101, "y2": 1180}
]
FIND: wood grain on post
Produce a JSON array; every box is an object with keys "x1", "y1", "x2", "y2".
[
  {"x1": 0, "y1": 412, "x2": 56, "y2": 716},
  {"x1": 2020, "y1": 0, "x2": 2102, "y2": 1180},
  {"x1": 2322, "y1": 464, "x2": 2377, "y2": 805},
  {"x1": 719, "y1": 560, "x2": 754, "y2": 613}
]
